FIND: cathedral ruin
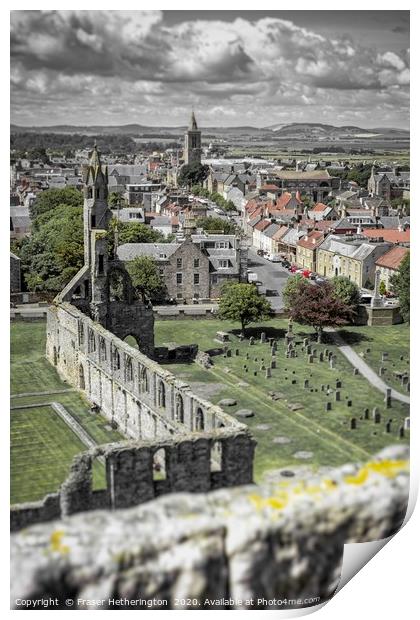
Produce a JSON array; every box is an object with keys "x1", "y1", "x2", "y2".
[{"x1": 11, "y1": 145, "x2": 255, "y2": 530}]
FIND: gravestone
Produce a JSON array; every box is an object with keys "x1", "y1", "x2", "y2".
[
  {"x1": 364, "y1": 408, "x2": 370, "y2": 420},
  {"x1": 404, "y1": 417, "x2": 410, "y2": 431},
  {"x1": 265, "y1": 368, "x2": 271, "y2": 378},
  {"x1": 226, "y1": 349, "x2": 232, "y2": 358},
  {"x1": 366, "y1": 348, "x2": 371, "y2": 354},
  {"x1": 271, "y1": 359, "x2": 276, "y2": 369},
  {"x1": 260, "y1": 363, "x2": 265, "y2": 371},
  {"x1": 347, "y1": 400, "x2": 352, "y2": 407},
  {"x1": 304, "y1": 379, "x2": 309, "y2": 389},
  {"x1": 238, "y1": 333, "x2": 244, "y2": 342},
  {"x1": 321, "y1": 385, "x2": 325, "y2": 392},
  {"x1": 350, "y1": 418, "x2": 357, "y2": 430},
  {"x1": 398, "y1": 426, "x2": 405, "y2": 439},
  {"x1": 353, "y1": 368, "x2": 359, "y2": 376},
  {"x1": 245, "y1": 353, "x2": 249, "y2": 360},
  {"x1": 381, "y1": 352, "x2": 389, "y2": 362},
  {"x1": 379, "y1": 366, "x2": 385, "y2": 377},
  {"x1": 291, "y1": 379, "x2": 296, "y2": 384},
  {"x1": 261, "y1": 332, "x2": 266, "y2": 343},
  {"x1": 308, "y1": 355, "x2": 314, "y2": 363},
  {"x1": 253, "y1": 370, "x2": 258, "y2": 376},
  {"x1": 373, "y1": 408, "x2": 381, "y2": 424},
  {"x1": 319, "y1": 352, "x2": 324, "y2": 362},
  {"x1": 385, "y1": 420, "x2": 392, "y2": 433},
  {"x1": 336, "y1": 380, "x2": 342, "y2": 388},
  {"x1": 325, "y1": 402, "x2": 332, "y2": 411},
  {"x1": 249, "y1": 336, "x2": 254, "y2": 346},
  {"x1": 235, "y1": 409, "x2": 254, "y2": 418},
  {"x1": 335, "y1": 390, "x2": 341, "y2": 401},
  {"x1": 406, "y1": 382, "x2": 410, "y2": 393},
  {"x1": 272, "y1": 341, "x2": 278, "y2": 352},
  {"x1": 329, "y1": 356, "x2": 336, "y2": 369},
  {"x1": 235, "y1": 349, "x2": 240, "y2": 356},
  {"x1": 400, "y1": 355, "x2": 404, "y2": 361},
  {"x1": 384, "y1": 388, "x2": 392, "y2": 408}
]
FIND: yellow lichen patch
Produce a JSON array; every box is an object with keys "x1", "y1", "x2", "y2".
[
  {"x1": 321, "y1": 479, "x2": 338, "y2": 492},
  {"x1": 344, "y1": 467, "x2": 370, "y2": 486},
  {"x1": 366, "y1": 459, "x2": 409, "y2": 478},
  {"x1": 49, "y1": 530, "x2": 70, "y2": 555}
]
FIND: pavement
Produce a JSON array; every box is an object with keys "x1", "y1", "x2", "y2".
[
  {"x1": 327, "y1": 328, "x2": 410, "y2": 404},
  {"x1": 247, "y1": 246, "x2": 289, "y2": 311}
]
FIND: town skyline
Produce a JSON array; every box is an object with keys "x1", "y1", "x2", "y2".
[{"x1": 11, "y1": 10, "x2": 409, "y2": 129}]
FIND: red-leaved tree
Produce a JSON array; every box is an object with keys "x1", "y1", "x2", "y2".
[{"x1": 289, "y1": 281, "x2": 355, "y2": 343}]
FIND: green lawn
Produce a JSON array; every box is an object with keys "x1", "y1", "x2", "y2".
[
  {"x1": 11, "y1": 406, "x2": 106, "y2": 504},
  {"x1": 338, "y1": 324, "x2": 410, "y2": 393},
  {"x1": 156, "y1": 319, "x2": 410, "y2": 481},
  {"x1": 10, "y1": 320, "x2": 123, "y2": 504}
]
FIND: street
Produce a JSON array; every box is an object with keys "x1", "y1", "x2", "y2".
[{"x1": 247, "y1": 246, "x2": 290, "y2": 311}]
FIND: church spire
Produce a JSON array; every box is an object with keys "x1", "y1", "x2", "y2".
[{"x1": 190, "y1": 110, "x2": 198, "y2": 131}]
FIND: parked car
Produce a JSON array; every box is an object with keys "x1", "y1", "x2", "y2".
[
  {"x1": 315, "y1": 276, "x2": 326, "y2": 284},
  {"x1": 267, "y1": 254, "x2": 282, "y2": 262},
  {"x1": 257, "y1": 249, "x2": 265, "y2": 257}
]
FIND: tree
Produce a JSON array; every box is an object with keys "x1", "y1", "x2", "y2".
[
  {"x1": 390, "y1": 253, "x2": 410, "y2": 322},
  {"x1": 17, "y1": 205, "x2": 84, "y2": 292},
  {"x1": 125, "y1": 256, "x2": 166, "y2": 303},
  {"x1": 288, "y1": 281, "x2": 355, "y2": 343},
  {"x1": 331, "y1": 276, "x2": 360, "y2": 308},
  {"x1": 178, "y1": 162, "x2": 209, "y2": 187},
  {"x1": 282, "y1": 275, "x2": 309, "y2": 308},
  {"x1": 30, "y1": 187, "x2": 83, "y2": 220},
  {"x1": 217, "y1": 283, "x2": 273, "y2": 335},
  {"x1": 196, "y1": 216, "x2": 237, "y2": 235},
  {"x1": 108, "y1": 191, "x2": 124, "y2": 208},
  {"x1": 379, "y1": 281, "x2": 387, "y2": 297}
]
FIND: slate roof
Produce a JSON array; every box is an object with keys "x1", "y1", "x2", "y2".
[
  {"x1": 262, "y1": 223, "x2": 281, "y2": 239},
  {"x1": 117, "y1": 243, "x2": 180, "y2": 261},
  {"x1": 275, "y1": 170, "x2": 331, "y2": 180}
]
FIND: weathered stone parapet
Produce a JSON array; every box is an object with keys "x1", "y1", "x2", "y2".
[{"x1": 10, "y1": 446, "x2": 409, "y2": 610}]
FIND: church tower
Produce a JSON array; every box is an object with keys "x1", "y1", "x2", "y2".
[
  {"x1": 82, "y1": 144, "x2": 112, "y2": 265},
  {"x1": 183, "y1": 111, "x2": 202, "y2": 166}
]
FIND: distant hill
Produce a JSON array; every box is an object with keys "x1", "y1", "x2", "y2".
[
  {"x1": 265, "y1": 122, "x2": 409, "y2": 139},
  {"x1": 10, "y1": 123, "x2": 266, "y2": 136}
]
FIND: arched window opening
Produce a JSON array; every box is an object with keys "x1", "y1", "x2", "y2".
[
  {"x1": 99, "y1": 337, "x2": 107, "y2": 361},
  {"x1": 88, "y1": 329, "x2": 96, "y2": 353},
  {"x1": 139, "y1": 366, "x2": 149, "y2": 393},
  {"x1": 158, "y1": 381, "x2": 166, "y2": 409},
  {"x1": 112, "y1": 348, "x2": 121, "y2": 371},
  {"x1": 195, "y1": 407, "x2": 204, "y2": 431},
  {"x1": 211, "y1": 440, "x2": 223, "y2": 472},
  {"x1": 175, "y1": 394, "x2": 184, "y2": 424},
  {"x1": 153, "y1": 448, "x2": 166, "y2": 481},
  {"x1": 79, "y1": 364, "x2": 86, "y2": 390},
  {"x1": 124, "y1": 356, "x2": 133, "y2": 382}
]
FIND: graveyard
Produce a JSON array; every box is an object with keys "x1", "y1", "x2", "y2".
[
  {"x1": 10, "y1": 319, "x2": 410, "y2": 497},
  {"x1": 156, "y1": 318, "x2": 410, "y2": 481}
]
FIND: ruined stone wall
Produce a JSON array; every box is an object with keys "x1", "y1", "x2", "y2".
[
  {"x1": 46, "y1": 302, "x2": 242, "y2": 441},
  {"x1": 11, "y1": 430, "x2": 255, "y2": 531},
  {"x1": 10, "y1": 446, "x2": 409, "y2": 610}
]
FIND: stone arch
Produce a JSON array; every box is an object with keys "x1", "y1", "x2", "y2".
[
  {"x1": 124, "y1": 355, "x2": 133, "y2": 382},
  {"x1": 210, "y1": 439, "x2": 223, "y2": 472},
  {"x1": 88, "y1": 329, "x2": 96, "y2": 353},
  {"x1": 139, "y1": 365, "x2": 149, "y2": 393},
  {"x1": 99, "y1": 336, "x2": 107, "y2": 361},
  {"x1": 158, "y1": 380, "x2": 166, "y2": 408},
  {"x1": 153, "y1": 447, "x2": 166, "y2": 480},
  {"x1": 195, "y1": 407, "x2": 204, "y2": 431},
  {"x1": 112, "y1": 347, "x2": 121, "y2": 371},
  {"x1": 107, "y1": 267, "x2": 131, "y2": 303},
  {"x1": 175, "y1": 393, "x2": 184, "y2": 424},
  {"x1": 79, "y1": 364, "x2": 86, "y2": 390}
]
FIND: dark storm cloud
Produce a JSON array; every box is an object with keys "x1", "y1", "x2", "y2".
[{"x1": 10, "y1": 10, "x2": 409, "y2": 127}]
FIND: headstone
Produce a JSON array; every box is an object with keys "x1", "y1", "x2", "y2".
[
  {"x1": 404, "y1": 417, "x2": 410, "y2": 430},
  {"x1": 400, "y1": 355, "x2": 404, "y2": 361},
  {"x1": 366, "y1": 348, "x2": 371, "y2": 354},
  {"x1": 329, "y1": 356, "x2": 336, "y2": 369},
  {"x1": 303, "y1": 337, "x2": 309, "y2": 347},
  {"x1": 381, "y1": 352, "x2": 389, "y2": 362},
  {"x1": 308, "y1": 355, "x2": 314, "y2": 363},
  {"x1": 347, "y1": 400, "x2": 352, "y2": 407},
  {"x1": 260, "y1": 363, "x2": 265, "y2": 371},
  {"x1": 271, "y1": 347, "x2": 277, "y2": 356},
  {"x1": 384, "y1": 388, "x2": 392, "y2": 408},
  {"x1": 235, "y1": 349, "x2": 239, "y2": 356},
  {"x1": 245, "y1": 353, "x2": 249, "y2": 360},
  {"x1": 379, "y1": 366, "x2": 385, "y2": 377},
  {"x1": 226, "y1": 349, "x2": 232, "y2": 358},
  {"x1": 325, "y1": 402, "x2": 332, "y2": 411},
  {"x1": 238, "y1": 333, "x2": 244, "y2": 342},
  {"x1": 304, "y1": 379, "x2": 309, "y2": 388},
  {"x1": 324, "y1": 349, "x2": 329, "y2": 357},
  {"x1": 373, "y1": 408, "x2": 381, "y2": 424},
  {"x1": 236, "y1": 409, "x2": 254, "y2": 418},
  {"x1": 398, "y1": 426, "x2": 405, "y2": 439},
  {"x1": 353, "y1": 368, "x2": 359, "y2": 376},
  {"x1": 253, "y1": 370, "x2": 257, "y2": 376},
  {"x1": 306, "y1": 345, "x2": 312, "y2": 355},
  {"x1": 364, "y1": 408, "x2": 370, "y2": 420},
  {"x1": 336, "y1": 380, "x2": 342, "y2": 388},
  {"x1": 249, "y1": 336, "x2": 254, "y2": 346},
  {"x1": 271, "y1": 360, "x2": 276, "y2": 369},
  {"x1": 321, "y1": 384, "x2": 325, "y2": 392},
  {"x1": 385, "y1": 420, "x2": 392, "y2": 433},
  {"x1": 291, "y1": 379, "x2": 296, "y2": 384},
  {"x1": 265, "y1": 368, "x2": 271, "y2": 379},
  {"x1": 261, "y1": 332, "x2": 266, "y2": 343},
  {"x1": 406, "y1": 382, "x2": 410, "y2": 393},
  {"x1": 335, "y1": 390, "x2": 341, "y2": 401},
  {"x1": 319, "y1": 352, "x2": 324, "y2": 362},
  {"x1": 350, "y1": 418, "x2": 357, "y2": 430},
  {"x1": 272, "y1": 341, "x2": 278, "y2": 352}
]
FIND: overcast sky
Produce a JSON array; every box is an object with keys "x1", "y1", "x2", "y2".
[{"x1": 10, "y1": 10, "x2": 409, "y2": 128}]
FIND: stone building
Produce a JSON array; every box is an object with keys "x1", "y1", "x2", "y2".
[
  {"x1": 183, "y1": 111, "x2": 201, "y2": 166},
  {"x1": 296, "y1": 230, "x2": 325, "y2": 272},
  {"x1": 39, "y1": 145, "x2": 254, "y2": 528},
  {"x1": 264, "y1": 170, "x2": 340, "y2": 202},
  {"x1": 375, "y1": 246, "x2": 409, "y2": 290}
]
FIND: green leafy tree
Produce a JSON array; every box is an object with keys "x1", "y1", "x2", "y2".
[
  {"x1": 282, "y1": 275, "x2": 309, "y2": 309},
  {"x1": 390, "y1": 253, "x2": 410, "y2": 322},
  {"x1": 126, "y1": 256, "x2": 166, "y2": 303},
  {"x1": 288, "y1": 281, "x2": 355, "y2": 343},
  {"x1": 178, "y1": 163, "x2": 209, "y2": 187},
  {"x1": 30, "y1": 187, "x2": 83, "y2": 220},
  {"x1": 331, "y1": 276, "x2": 360, "y2": 308},
  {"x1": 18, "y1": 205, "x2": 84, "y2": 291},
  {"x1": 218, "y1": 283, "x2": 273, "y2": 335},
  {"x1": 196, "y1": 216, "x2": 237, "y2": 235},
  {"x1": 379, "y1": 281, "x2": 387, "y2": 296},
  {"x1": 108, "y1": 191, "x2": 124, "y2": 208}
]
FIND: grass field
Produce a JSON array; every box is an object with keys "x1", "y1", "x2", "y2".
[
  {"x1": 10, "y1": 321, "x2": 123, "y2": 504},
  {"x1": 155, "y1": 318, "x2": 410, "y2": 481}
]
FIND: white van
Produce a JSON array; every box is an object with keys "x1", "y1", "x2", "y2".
[{"x1": 267, "y1": 254, "x2": 282, "y2": 262}]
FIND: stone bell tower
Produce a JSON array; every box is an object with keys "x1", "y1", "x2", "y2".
[
  {"x1": 183, "y1": 111, "x2": 202, "y2": 166},
  {"x1": 82, "y1": 144, "x2": 112, "y2": 265}
]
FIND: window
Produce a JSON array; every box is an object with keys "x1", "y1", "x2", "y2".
[
  {"x1": 219, "y1": 260, "x2": 229, "y2": 268},
  {"x1": 158, "y1": 381, "x2": 166, "y2": 408},
  {"x1": 91, "y1": 214, "x2": 96, "y2": 228},
  {"x1": 98, "y1": 254, "x2": 104, "y2": 275},
  {"x1": 177, "y1": 258, "x2": 183, "y2": 269},
  {"x1": 159, "y1": 268, "x2": 164, "y2": 276},
  {"x1": 193, "y1": 258, "x2": 200, "y2": 268},
  {"x1": 194, "y1": 273, "x2": 200, "y2": 285},
  {"x1": 176, "y1": 292, "x2": 183, "y2": 299},
  {"x1": 176, "y1": 273, "x2": 183, "y2": 285}
]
